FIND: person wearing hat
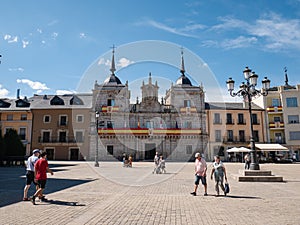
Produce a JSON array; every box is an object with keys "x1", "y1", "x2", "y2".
[
  {"x1": 23, "y1": 149, "x2": 41, "y2": 201},
  {"x1": 190, "y1": 152, "x2": 208, "y2": 196}
]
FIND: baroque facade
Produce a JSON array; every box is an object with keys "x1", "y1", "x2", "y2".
[{"x1": 91, "y1": 50, "x2": 208, "y2": 161}]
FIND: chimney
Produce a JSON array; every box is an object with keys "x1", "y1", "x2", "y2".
[{"x1": 17, "y1": 89, "x2": 20, "y2": 99}]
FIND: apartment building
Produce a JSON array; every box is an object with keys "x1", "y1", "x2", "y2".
[
  {"x1": 30, "y1": 94, "x2": 92, "y2": 160},
  {"x1": 205, "y1": 102, "x2": 266, "y2": 161}
]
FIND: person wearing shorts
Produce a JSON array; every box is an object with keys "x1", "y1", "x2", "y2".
[
  {"x1": 31, "y1": 152, "x2": 53, "y2": 205},
  {"x1": 190, "y1": 152, "x2": 207, "y2": 196},
  {"x1": 23, "y1": 149, "x2": 40, "y2": 201}
]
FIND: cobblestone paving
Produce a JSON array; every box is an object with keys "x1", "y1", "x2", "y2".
[{"x1": 0, "y1": 161, "x2": 299, "y2": 224}]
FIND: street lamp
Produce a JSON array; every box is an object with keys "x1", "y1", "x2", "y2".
[
  {"x1": 95, "y1": 111, "x2": 100, "y2": 167},
  {"x1": 226, "y1": 67, "x2": 270, "y2": 170}
]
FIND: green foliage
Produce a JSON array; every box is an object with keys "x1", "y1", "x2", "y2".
[{"x1": 3, "y1": 129, "x2": 25, "y2": 156}]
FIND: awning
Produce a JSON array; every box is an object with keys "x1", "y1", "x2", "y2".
[
  {"x1": 255, "y1": 144, "x2": 289, "y2": 151},
  {"x1": 227, "y1": 147, "x2": 251, "y2": 153}
]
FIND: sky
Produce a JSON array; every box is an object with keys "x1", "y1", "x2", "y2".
[{"x1": 1, "y1": 0, "x2": 300, "y2": 103}]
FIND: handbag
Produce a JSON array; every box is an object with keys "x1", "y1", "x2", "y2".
[{"x1": 224, "y1": 182, "x2": 230, "y2": 194}]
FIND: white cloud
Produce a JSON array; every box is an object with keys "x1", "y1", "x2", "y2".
[
  {"x1": 22, "y1": 40, "x2": 29, "y2": 48},
  {"x1": 4, "y1": 34, "x2": 18, "y2": 43},
  {"x1": 0, "y1": 84, "x2": 9, "y2": 98},
  {"x1": 56, "y1": 90, "x2": 76, "y2": 95},
  {"x1": 117, "y1": 58, "x2": 134, "y2": 68},
  {"x1": 98, "y1": 58, "x2": 111, "y2": 66},
  {"x1": 79, "y1": 33, "x2": 86, "y2": 39},
  {"x1": 137, "y1": 19, "x2": 198, "y2": 38},
  {"x1": 16, "y1": 79, "x2": 49, "y2": 91},
  {"x1": 37, "y1": 28, "x2": 42, "y2": 34},
  {"x1": 9, "y1": 67, "x2": 24, "y2": 72},
  {"x1": 212, "y1": 13, "x2": 300, "y2": 50},
  {"x1": 221, "y1": 36, "x2": 258, "y2": 49},
  {"x1": 51, "y1": 32, "x2": 58, "y2": 40}
]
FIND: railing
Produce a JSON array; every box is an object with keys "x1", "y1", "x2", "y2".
[
  {"x1": 97, "y1": 128, "x2": 202, "y2": 136},
  {"x1": 38, "y1": 136, "x2": 84, "y2": 143},
  {"x1": 213, "y1": 119, "x2": 222, "y2": 124},
  {"x1": 266, "y1": 106, "x2": 283, "y2": 113},
  {"x1": 222, "y1": 136, "x2": 251, "y2": 143},
  {"x1": 269, "y1": 138, "x2": 286, "y2": 144},
  {"x1": 269, "y1": 122, "x2": 284, "y2": 128},
  {"x1": 226, "y1": 119, "x2": 234, "y2": 125}
]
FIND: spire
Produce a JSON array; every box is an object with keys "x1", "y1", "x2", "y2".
[
  {"x1": 284, "y1": 67, "x2": 289, "y2": 86},
  {"x1": 149, "y1": 72, "x2": 152, "y2": 84},
  {"x1": 180, "y1": 47, "x2": 185, "y2": 75},
  {"x1": 110, "y1": 45, "x2": 116, "y2": 75}
]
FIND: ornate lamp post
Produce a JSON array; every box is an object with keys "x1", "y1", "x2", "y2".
[
  {"x1": 226, "y1": 67, "x2": 270, "y2": 170},
  {"x1": 95, "y1": 111, "x2": 100, "y2": 167}
]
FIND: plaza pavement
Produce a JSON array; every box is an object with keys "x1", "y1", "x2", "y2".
[{"x1": 0, "y1": 161, "x2": 299, "y2": 225}]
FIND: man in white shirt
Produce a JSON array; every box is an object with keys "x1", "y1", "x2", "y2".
[
  {"x1": 190, "y1": 152, "x2": 208, "y2": 196},
  {"x1": 23, "y1": 149, "x2": 40, "y2": 201}
]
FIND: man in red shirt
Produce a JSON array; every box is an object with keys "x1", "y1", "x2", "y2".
[{"x1": 31, "y1": 152, "x2": 53, "y2": 205}]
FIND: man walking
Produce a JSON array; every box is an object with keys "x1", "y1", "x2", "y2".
[
  {"x1": 190, "y1": 152, "x2": 208, "y2": 196},
  {"x1": 23, "y1": 149, "x2": 40, "y2": 201},
  {"x1": 31, "y1": 152, "x2": 53, "y2": 205}
]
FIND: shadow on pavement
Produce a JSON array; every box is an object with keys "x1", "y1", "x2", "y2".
[
  {"x1": 0, "y1": 166, "x2": 94, "y2": 208},
  {"x1": 42, "y1": 199, "x2": 86, "y2": 206},
  {"x1": 224, "y1": 195, "x2": 262, "y2": 199}
]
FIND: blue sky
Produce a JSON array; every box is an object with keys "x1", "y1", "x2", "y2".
[{"x1": 1, "y1": 0, "x2": 300, "y2": 102}]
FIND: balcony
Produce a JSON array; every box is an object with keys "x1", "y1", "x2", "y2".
[
  {"x1": 269, "y1": 122, "x2": 285, "y2": 129},
  {"x1": 222, "y1": 136, "x2": 250, "y2": 143},
  {"x1": 38, "y1": 136, "x2": 83, "y2": 143},
  {"x1": 97, "y1": 128, "x2": 202, "y2": 136},
  {"x1": 101, "y1": 105, "x2": 119, "y2": 113},
  {"x1": 226, "y1": 119, "x2": 234, "y2": 125},
  {"x1": 267, "y1": 106, "x2": 283, "y2": 113},
  {"x1": 269, "y1": 138, "x2": 286, "y2": 144},
  {"x1": 180, "y1": 107, "x2": 197, "y2": 114},
  {"x1": 213, "y1": 119, "x2": 222, "y2": 124}
]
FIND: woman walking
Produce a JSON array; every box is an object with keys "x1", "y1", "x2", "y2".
[{"x1": 210, "y1": 155, "x2": 227, "y2": 197}]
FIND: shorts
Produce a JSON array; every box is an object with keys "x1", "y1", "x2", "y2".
[
  {"x1": 37, "y1": 179, "x2": 47, "y2": 189},
  {"x1": 195, "y1": 175, "x2": 207, "y2": 186},
  {"x1": 26, "y1": 171, "x2": 37, "y2": 185}
]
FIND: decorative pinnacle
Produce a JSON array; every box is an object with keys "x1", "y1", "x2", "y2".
[{"x1": 110, "y1": 45, "x2": 116, "y2": 75}]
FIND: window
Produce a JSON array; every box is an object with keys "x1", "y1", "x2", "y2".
[
  {"x1": 184, "y1": 100, "x2": 191, "y2": 107},
  {"x1": 20, "y1": 114, "x2": 27, "y2": 120},
  {"x1": 238, "y1": 113, "x2": 244, "y2": 124},
  {"x1": 19, "y1": 128, "x2": 26, "y2": 140},
  {"x1": 272, "y1": 98, "x2": 280, "y2": 107},
  {"x1": 75, "y1": 131, "x2": 84, "y2": 142},
  {"x1": 59, "y1": 131, "x2": 67, "y2": 142},
  {"x1": 184, "y1": 121, "x2": 192, "y2": 128},
  {"x1": 253, "y1": 131, "x2": 259, "y2": 142},
  {"x1": 7, "y1": 114, "x2": 13, "y2": 121},
  {"x1": 226, "y1": 113, "x2": 233, "y2": 124},
  {"x1": 44, "y1": 115, "x2": 51, "y2": 123},
  {"x1": 42, "y1": 131, "x2": 50, "y2": 142},
  {"x1": 239, "y1": 130, "x2": 245, "y2": 142},
  {"x1": 107, "y1": 121, "x2": 114, "y2": 128},
  {"x1": 99, "y1": 121, "x2": 105, "y2": 127},
  {"x1": 214, "y1": 113, "x2": 221, "y2": 124},
  {"x1": 290, "y1": 131, "x2": 300, "y2": 140},
  {"x1": 59, "y1": 115, "x2": 67, "y2": 126},
  {"x1": 107, "y1": 99, "x2": 115, "y2": 106},
  {"x1": 186, "y1": 145, "x2": 192, "y2": 154},
  {"x1": 286, "y1": 97, "x2": 298, "y2": 107},
  {"x1": 146, "y1": 121, "x2": 154, "y2": 129},
  {"x1": 252, "y1": 114, "x2": 258, "y2": 124},
  {"x1": 227, "y1": 130, "x2": 233, "y2": 142},
  {"x1": 288, "y1": 115, "x2": 299, "y2": 124},
  {"x1": 107, "y1": 145, "x2": 114, "y2": 155},
  {"x1": 275, "y1": 133, "x2": 283, "y2": 143},
  {"x1": 215, "y1": 130, "x2": 221, "y2": 142},
  {"x1": 274, "y1": 116, "x2": 281, "y2": 122},
  {"x1": 77, "y1": 115, "x2": 84, "y2": 123}
]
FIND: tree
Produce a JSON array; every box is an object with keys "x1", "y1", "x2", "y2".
[{"x1": 3, "y1": 129, "x2": 25, "y2": 156}]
